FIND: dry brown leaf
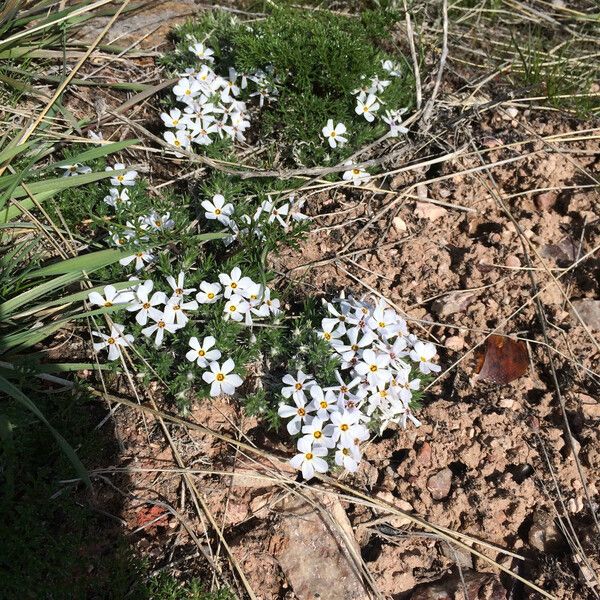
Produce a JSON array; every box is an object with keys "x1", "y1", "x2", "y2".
[{"x1": 475, "y1": 334, "x2": 528, "y2": 384}]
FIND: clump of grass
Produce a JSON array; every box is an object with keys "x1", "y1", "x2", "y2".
[{"x1": 162, "y1": 6, "x2": 414, "y2": 166}]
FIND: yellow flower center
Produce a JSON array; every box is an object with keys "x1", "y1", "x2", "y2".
[
  {"x1": 117, "y1": 175, "x2": 124, "y2": 182},
  {"x1": 420, "y1": 356, "x2": 427, "y2": 362},
  {"x1": 378, "y1": 321, "x2": 385, "y2": 328},
  {"x1": 231, "y1": 282, "x2": 237, "y2": 288},
  {"x1": 154, "y1": 220, "x2": 161, "y2": 227},
  {"x1": 198, "y1": 349, "x2": 206, "y2": 356},
  {"x1": 174, "y1": 140, "x2": 181, "y2": 147},
  {"x1": 305, "y1": 452, "x2": 313, "y2": 460},
  {"x1": 207, "y1": 292, "x2": 215, "y2": 299},
  {"x1": 352, "y1": 169, "x2": 361, "y2": 175},
  {"x1": 324, "y1": 332, "x2": 331, "y2": 341},
  {"x1": 313, "y1": 431, "x2": 322, "y2": 439},
  {"x1": 294, "y1": 383, "x2": 303, "y2": 390},
  {"x1": 369, "y1": 365, "x2": 378, "y2": 372},
  {"x1": 342, "y1": 448, "x2": 350, "y2": 456},
  {"x1": 158, "y1": 321, "x2": 166, "y2": 328},
  {"x1": 143, "y1": 302, "x2": 150, "y2": 309},
  {"x1": 330, "y1": 131, "x2": 336, "y2": 137},
  {"x1": 320, "y1": 401, "x2": 328, "y2": 409},
  {"x1": 136, "y1": 252, "x2": 144, "y2": 258},
  {"x1": 185, "y1": 89, "x2": 191, "y2": 95},
  {"x1": 104, "y1": 301, "x2": 113, "y2": 307},
  {"x1": 216, "y1": 373, "x2": 225, "y2": 381},
  {"x1": 215, "y1": 208, "x2": 221, "y2": 215},
  {"x1": 351, "y1": 344, "x2": 358, "y2": 351},
  {"x1": 107, "y1": 337, "x2": 116, "y2": 345},
  {"x1": 229, "y1": 305, "x2": 236, "y2": 312},
  {"x1": 173, "y1": 305, "x2": 180, "y2": 311},
  {"x1": 172, "y1": 119, "x2": 179, "y2": 125},
  {"x1": 298, "y1": 408, "x2": 306, "y2": 416},
  {"x1": 340, "y1": 424, "x2": 349, "y2": 431}
]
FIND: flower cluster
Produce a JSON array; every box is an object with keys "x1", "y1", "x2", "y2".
[
  {"x1": 162, "y1": 40, "x2": 279, "y2": 155},
  {"x1": 202, "y1": 192, "x2": 308, "y2": 247},
  {"x1": 323, "y1": 61, "x2": 408, "y2": 187},
  {"x1": 279, "y1": 295, "x2": 439, "y2": 479},
  {"x1": 87, "y1": 162, "x2": 282, "y2": 398}
]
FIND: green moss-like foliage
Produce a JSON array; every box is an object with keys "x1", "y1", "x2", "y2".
[{"x1": 162, "y1": 7, "x2": 414, "y2": 167}]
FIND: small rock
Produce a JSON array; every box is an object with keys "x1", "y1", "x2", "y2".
[
  {"x1": 415, "y1": 201, "x2": 448, "y2": 222},
  {"x1": 528, "y1": 510, "x2": 565, "y2": 553},
  {"x1": 567, "y1": 497, "x2": 584, "y2": 514},
  {"x1": 393, "y1": 215, "x2": 407, "y2": 233},
  {"x1": 505, "y1": 255, "x2": 521, "y2": 268},
  {"x1": 534, "y1": 191, "x2": 557, "y2": 210},
  {"x1": 571, "y1": 299, "x2": 600, "y2": 331},
  {"x1": 416, "y1": 441, "x2": 432, "y2": 465},
  {"x1": 411, "y1": 571, "x2": 505, "y2": 600},
  {"x1": 431, "y1": 290, "x2": 476, "y2": 317},
  {"x1": 441, "y1": 542, "x2": 473, "y2": 569},
  {"x1": 505, "y1": 107, "x2": 519, "y2": 119},
  {"x1": 540, "y1": 236, "x2": 576, "y2": 262},
  {"x1": 579, "y1": 393, "x2": 600, "y2": 419},
  {"x1": 427, "y1": 468, "x2": 452, "y2": 500},
  {"x1": 482, "y1": 137, "x2": 503, "y2": 148},
  {"x1": 445, "y1": 336, "x2": 464, "y2": 351}
]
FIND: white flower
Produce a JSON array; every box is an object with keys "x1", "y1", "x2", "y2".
[
  {"x1": 382, "y1": 59, "x2": 402, "y2": 77},
  {"x1": 161, "y1": 107, "x2": 185, "y2": 129},
  {"x1": 202, "y1": 194, "x2": 234, "y2": 225},
  {"x1": 173, "y1": 77, "x2": 201, "y2": 103},
  {"x1": 342, "y1": 164, "x2": 371, "y2": 186},
  {"x1": 367, "y1": 302, "x2": 402, "y2": 339},
  {"x1": 166, "y1": 272, "x2": 196, "y2": 300},
  {"x1": 126, "y1": 280, "x2": 166, "y2": 325},
  {"x1": 322, "y1": 119, "x2": 347, "y2": 149},
  {"x1": 218, "y1": 267, "x2": 252, "y2": 299},
  {"x1": 92, "y1": 324, "x2": 133, "y2": 360},
  {"x1": 88, "y1": 284, "x2": 133, "y2": 308},
  {"x1": 394, "y1": 367, "x2": 421, "y2": 402},
  {"x1": 329, "y1": 410, "x2": 366, "y2": 447},
  {"x1": 320, "y1": 320, "x2": 345, "y2": 347},
  {"x1": 266, "y1": 202, "x2": 289, "y2": 227},
  {"x1": 202, "y1": 359, "x2": 243, "y2": 396},
  {"x1": 355, "y1": 93, "x2": 380, "y2": 122},
  {"x1": 188, "y1": 42, "x2": 214, "y2": 62},
  {"x1": 278, "y1": 395, "x2": 314, "y2": 435},
  {"x1": 59, "y1": 164, "x2": 91, "y2": 177},
  {"x1": 382, "y1": 108, "x2": 408, "y2": 137},
  {"x1": 185, "y1": 335, "x2": 221, "y2": 367},
  {"x1": 196, "y1": 281, "x2": 222, "y2": 304},
  {"x1": 222, "y1": 293, "x2": 250, "y2": 322},
  {"x1": 190, "y1": 120, "x2": 218, "y2": 146},
  {"x1": 164, "y1": 296, "x2": 198, "y2": 327},
  {"x1": 409, "y1": 341, "x2": 440, "y2": 374},
  {"x1": 368, "y1": 75, "x2": 390, "y2": 94},
  {"x1": 163, "y1": 129, "x2": 190, "y2": 156},
  {"x1": 145, "y1": 211, "x2": 175, "y2": 231},
  {"x1": 141, "y1": 312, "x2": 182, "y2": 346},
  {"x1": 301, "y1": 417, "x2": 335, "y2": 449},
  {"x1": 289, "y1": 437, "x2": 328, "y2": 480},
  {"x1": 281, "y1": 371, "x2": 315, "y2": 402},
  {"x1": 354, "y1": 349, "x2": 392, "y2": 387},
  {"x1": 119, "y1": 249, "x2": 154, "y2": 271},
  {"x1": 335, "y1": 444, "x2": 361, "y2": 472},
  {"x1": 307, "y1": 386, "x2": 339, "y2": 421},
  {"x1": 105, "y1": 163, "x2": 138, "y2": 186},
  {"x1": 103, "y1": 187, "x2": 130, "y2": 208}
]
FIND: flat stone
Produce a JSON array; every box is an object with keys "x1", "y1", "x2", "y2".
[
  {"x1": 272, "y1": 494, "x2": 366, "y2": 600},
  {"x1": 431, "y1": 290, "x2": 476, "y2": 317},
  {"x1": 571, "y1": 299, "x2": 600, "y2": 331}
]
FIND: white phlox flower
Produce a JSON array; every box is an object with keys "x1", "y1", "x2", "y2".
[
  {"x1": 186, "y1": 335, "x2": 221, "y2": 367},
  {"x1": 322, "y1": 119, "x2": 347, "y2": 149},
  {"x1": 202, "y1": 358, "x2": 243, "y2": 396},
  {"x1": 92, "y1": 324, "x2": 133, "y2": 360}
]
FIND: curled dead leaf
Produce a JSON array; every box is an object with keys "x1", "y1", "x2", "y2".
[{"x1": 475, "y1": 334, "x2": 528, "y2": 384}]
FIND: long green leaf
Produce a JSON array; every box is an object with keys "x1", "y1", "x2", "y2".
[
  {"x1": 24, "y1": 247, "x2": 126, "y2": 279},
  {"x1": 0, "y1": 374, "x2": 91, "y2": 488},
  {"x1": 9, "y1": 168, "x2": 128, "y2": 200},
  {"x1": 50, "y1": 139, "x2": 139, "y2": 168},
  {"x1": 0, "y1": 271, "x2": 82, "y2": 319}
]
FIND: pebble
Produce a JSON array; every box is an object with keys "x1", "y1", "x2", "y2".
[
  {"x1": 393, "y1": 215, "x2": 407, "y2": 233},
  {"x1": 535, "y1": 191, "x2": 557, "y2": 211},
  {"x1": 571, "y1": 299, "x2": 600, "y2": 331},
  {"x1": 445, "y1": 335, "x2": 464, "y2": 351},
  {"x1": 427, "y1": 467, "x2": 452, "y2": 500},
  {"x1": 505, "y1": 255, "x2": 521, "y2": 268}
]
